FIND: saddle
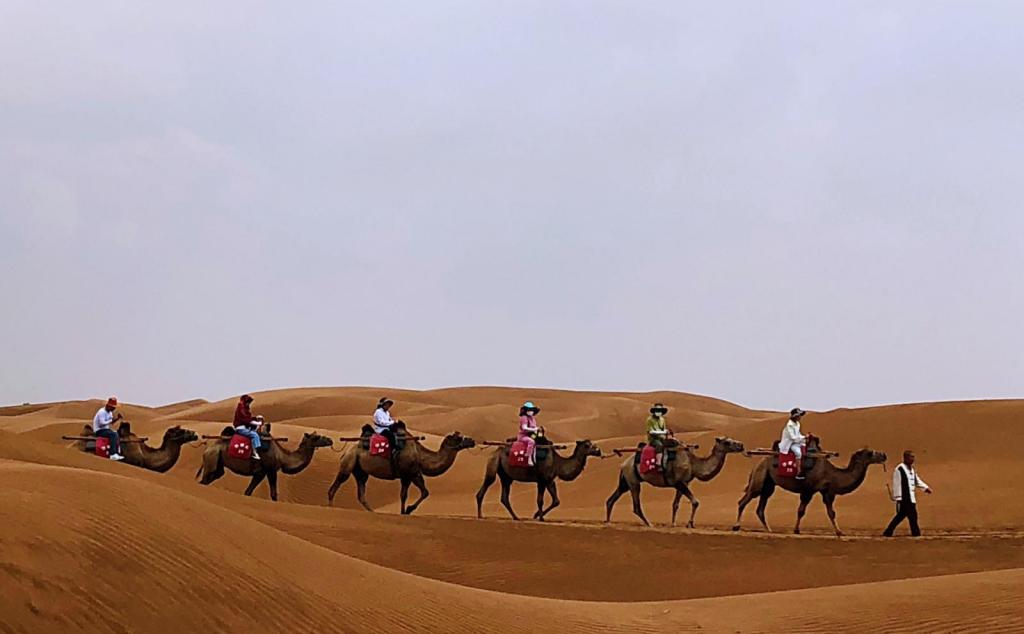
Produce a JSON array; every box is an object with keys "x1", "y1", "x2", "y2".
[
  {"x1": 228, "y1": 434, "x2": 253, "y2": 460},
  {"x1": 509, "y1": 440, "x2": 530, "y2": 467},
  {"x1": 221, "y1": 423, "x2": 269, "y2": 461},
  {"x1": 771, "y1": 436, "x2": 822, "y2": 477},
  {"x1": 360, "y1": 423, "x2": 407, "y2": 456},
  {"x1": 94, "y1": 436, "x2": 111, "y2": 458},
  {"x1": 505, "y1": 435, "x2": 552, "y2": 468},
  {"x1": 634, "y1": 440, "x2": 679, "y2": 476}
]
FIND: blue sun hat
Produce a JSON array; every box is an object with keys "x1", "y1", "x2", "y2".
[{"x1": 522, "y1": 401, "x2": 540, "y2": 414}]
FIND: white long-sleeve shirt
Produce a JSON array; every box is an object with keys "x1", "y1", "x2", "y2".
[
  {"x1": 372, "y1": 408, "x2": 395, "y2": 434},
  {"x1": 779, "y1": 419, "x2": 806, "y2": 454},
  {"x1": 93, "y1": 407, "x2": 114, "y2": 433},
  {"x1": 892, "y1": 463, "x2": 930, "y2": 504}
]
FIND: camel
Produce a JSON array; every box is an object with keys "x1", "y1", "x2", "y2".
[
  {"x1": 327, "y1": 426, "x2": 476, "y2": 515},
  {"x1": 475, "y1": 439, "x2": 602, "y2": 521},
  {"x1": 196, "y1": 425, "x2": 334, "y2": 501},
  {"x1": 605, "y1": 436, "x2": 746, "y2": 528},
  {"x1": 734, "y1": 445, "x2": 888, "y2": 536},
  {"x1": 73, "y1": 422, "x2": 199, "y2": 473}
]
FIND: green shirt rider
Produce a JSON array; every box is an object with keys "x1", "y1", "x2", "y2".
[{"x1": 646, "y1": 403, "x2": 672, "y2": 450}]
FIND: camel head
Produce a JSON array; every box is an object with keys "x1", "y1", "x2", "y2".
[
  {"x1": 165, "y1": 426, "x2": 199, "y2": 444},
  {"x1": 441, "y1": 431, "x2": 476, "y2": 451},
  {"x1": 301, "y1": 432, "x2": 335, "y2": 449},
  {"x1": 574, "y1": 439, "x2": 602, "y2": 458},
  {"x1": 713, "y1": 436, "x2": 745, "y2": 454},
  {"x1": 851, "y1": 448, "x2": 887, "y2": 466}
]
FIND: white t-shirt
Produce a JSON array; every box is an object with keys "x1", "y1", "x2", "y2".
[
  {"x1": 93, "y1": 407, "x2": 114, "y2": 433},
  {"x1": 372, "y1": 408, "x2": 395, "y2": 434},
  {"x1": 779, "y1": 419, "x2": 806, "y2": 454}
]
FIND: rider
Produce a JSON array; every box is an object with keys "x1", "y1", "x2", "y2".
[
  {"x1": 779, "y1": 407, "x2": 808, "y2": 479},
  {"x1": 518, "y1": 401, "x2": 541, "y2": 465},
  {"x1": 92, "y1": 397, "x2": 125, "y2": 461},
  {"x1": 233, "y1": 394, "x2": 263, "y2": 460},
  {"x1": 373, "y1": 397, "x2": 401, "y2": 469},
  {"x1": 646, "y1": 403, "x2": 672, "y2": 468}
]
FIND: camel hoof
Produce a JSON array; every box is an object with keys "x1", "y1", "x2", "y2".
[
  {"x1": 794, "y1": 529, "x2": 801, "y2": 535},
  {"x1": 731, "y1": 525, "x2": 740, "y2": 532},
  {"x1": 686, "y1": 522, "x2": 695, "y2": 529},
  {"x1": 835, "y1": 531, "x2": 844, "y2": 538}
]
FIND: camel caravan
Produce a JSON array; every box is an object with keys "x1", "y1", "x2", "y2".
[{"x1": 64, "y1": 396, "x2": 913, "y2": 536}]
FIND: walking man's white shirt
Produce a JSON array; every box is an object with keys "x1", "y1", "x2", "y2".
[
  {"x1": 779, "y1": 418, "x2": 806, "y2": 459},
  {"x1": 891, "y1": 463, "x2": 930, "y2": 503},
  {"x1": 373, "y1": 407, "x2": 395, "y2": 434}
]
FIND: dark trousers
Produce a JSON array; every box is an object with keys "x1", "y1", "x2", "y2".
[
  {"x1": 94, "y1": 428, "x2": 121, "y2": 455},
  {"x1": 380, "y1": 429, "x2": 400, "y2": 469},
  {"x1": 883, "y1": 501, "x2": 920, "y2": 537}
]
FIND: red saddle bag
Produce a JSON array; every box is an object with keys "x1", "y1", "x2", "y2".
[
  {"x1": 228, "y1": 434, "x2": 253, "y2": 460},
  {"x1": 639, "y1": 445, "x2": 660, "y2": 475},
  {"x1": 370, "y1": 434, "x2": 391, "y2": 457},
  {"x1": 777, "y1": 451, "x2": 799, "y2": 478},
  {"x1": 509, "y1": 441, "x2": 530, "y2": 467},
  {"x1": 95, "y1": 437, "x2": 111, "y2": 458}
]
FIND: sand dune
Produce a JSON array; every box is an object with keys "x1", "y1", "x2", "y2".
[{"x1": 2, "y1": 387, "x2": 1022, "y2": 632}]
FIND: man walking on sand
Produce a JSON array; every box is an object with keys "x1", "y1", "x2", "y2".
[{"x1": 883, "y1": 450, "x2": 933, "y2": 537}]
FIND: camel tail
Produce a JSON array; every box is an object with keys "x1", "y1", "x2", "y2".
[{"x1": 195, "y1": 462, "x2": 204, "y2": 480}]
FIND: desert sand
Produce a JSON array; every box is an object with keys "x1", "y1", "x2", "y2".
[{"x1": 2, "y1": 387, "x2": 1022, "y2": 633}]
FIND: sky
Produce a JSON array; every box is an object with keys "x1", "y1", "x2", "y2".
[{"x1": 1, "y1": 1, "x2": 1022, "y2": 411}]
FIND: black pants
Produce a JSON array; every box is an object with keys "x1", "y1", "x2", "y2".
[
  {"x1": 380, "y1": 429, "x2": 400, "y2": 468},
  {"x1": 883, "y1": 501, "x2": 920, "y2": 537}
]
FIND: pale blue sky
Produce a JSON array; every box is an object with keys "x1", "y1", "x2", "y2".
[{"x1": 2, "y1": 1, "x2": 1022, "y2": 410}]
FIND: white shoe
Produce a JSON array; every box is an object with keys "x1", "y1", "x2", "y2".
[{"x1": 109, "y1": 454, "x2": 125, "y2": 461}]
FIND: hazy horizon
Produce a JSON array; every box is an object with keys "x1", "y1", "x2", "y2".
[{"x1": 2, "y1": 2, "x2": 1022, "y2": 411}]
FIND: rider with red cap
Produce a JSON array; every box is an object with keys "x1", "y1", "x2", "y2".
[
  {"x1": 92, "y1": 397, "x2": 125, "y2": 461},
  {"x1": 233, "y1": 394, "x2": 263, "y2": 460}
]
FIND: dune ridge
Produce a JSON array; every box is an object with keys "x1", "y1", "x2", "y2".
[{"x1": 2, "y1": 386, "x2": 1022, "y2": 632}]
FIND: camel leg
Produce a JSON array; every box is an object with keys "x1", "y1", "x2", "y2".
[
  {"x1": 475, "y1": 472, "x2": 497, "y2": 519},
  {"x1": 533, "y1": 482, "x2": 546, "y2": 520},
  {"x1": 403, "y1": 474, "x2": 429, "y2": 515},
  {"x1": 673, "y1": 483, "x2": 699, "y2": 528},
  {"x1": 629, "y1": 481, "x2": 650, "y2": 527},
  {"x1": 354, "y1": 469, "x2": 374, "y2": 512},
  {"x1": 327, "y1": 464, "x2": 352, "y2": 505},
  {"x1": 498, "y1": 471, "x2": 519, "y2": 521},
  {"x1": 754, "y1": 477, "x2": 776, "y2": 533},
  {"x1": 197, "y1": 450, "x2": 224, "y2": 486},
  {"x1": 475, "y1": 456, "x2": 499, "y2": 519},
  {"x1": 605, "y1": 473, "x2": 630, "y2": 523},
  {"x1": 266, "y1": 470, "x2": 279, "y2": 502},
  {"x1": 735, "y1": 461, "x2": 774, "y2": 532},
  {"x1": 536, "y1": 480, "x2": 560, "y2": 520},
  {"x1": 399, "y1": 477, "x2": 411, "y2": 514},
  {"x1": 822, "y1": 492, "x2": 843, "y2": 537},
  {"x1": 244, "y1": 471, "x2": 267, "y2": 497},
  {"x1": 794, "y1": 491, "x2": 814, "y2": 534}
]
